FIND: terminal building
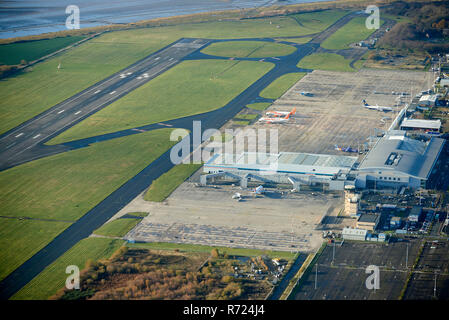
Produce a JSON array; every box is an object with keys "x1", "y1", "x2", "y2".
[
  {"x1": 202, "y1": 152, "x2": 358, "y2": 191},
  {"x1": 399, "y1": 118, "x2": 441, "y2": 133},
  {"x1": 355, "y1": 130, "x2": 445, "y2": 190}
]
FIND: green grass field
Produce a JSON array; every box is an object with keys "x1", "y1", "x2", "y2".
[
  {"x1": 279, "y1": 37, "x2": 312, "y2": 44},
  {"x1": 12, "y1": 238, "x2": 124, "y2": 300},
  {"x1": 127, "y1": 242, "x2": 296, "y2": 260},
  {"x1": 235, "y1": 114, "x2": 258, "y2": 120},
  {"x1": 0, "y1": 129, "x2": 179, "y2": 221},
  {"x1": 48, "y1": 60, "x2": 273, "y2": 144},
  {"x1": 0, "y1": 36, "x2": 85, "y2": 65},
  {"x1": 0, "y1": 218, "x2": 71, "y2": 282},
  {"x1": 289, "y1": 10, "x2": 349, "y2": 35},
  {"x1": 321, "y1": 16, "x2": 383, "y2": 50},
  {"x1": 201, "y1": 41, "x2": 296, "y2": 58},
  {"x1": 260, "y1": 72, "x2": 306, "y2": 99},
  {"x1": 144, "y1": 163, "x2": 202, "y2": 202},
  {"x1": 93, "y1": 218, "x2": 142, "y2": 238},
  {"x1": 246, "y1": 102, "x2": 272, "y2": 111},
  {"x1": 297, "y1": 53, "x2": 355, "y2": 72}
]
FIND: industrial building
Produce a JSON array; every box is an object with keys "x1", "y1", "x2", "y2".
[
  {"x1": 408, "y1": 206, "x2": 423, "y2": 222},
  {"x1": 356, "y1": 130, "x2": 445, "y2": 190},
  {"x1": 400, "y1": 118, "x2": 441, "y2": 133},
  {"x1": 342, "y1": 227, "x2": 367, "y2": 241},
  {"x1": 356, "y1": 213, "x2": 380, "y2": 231},
  {"x1": 418, "y1": 94, "x2": 438, "y2": 110},
  {"x1": 202, "y1": 152, "x2": 358, "y2": 191}
]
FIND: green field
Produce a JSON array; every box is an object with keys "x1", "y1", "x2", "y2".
[
  {"x1": 93, "y1": 218, "x2": 142, "y2": 237},
  {"x1": 0, "y1": 36, "x2": 85, "y2": 65},
  {"x1": 144, "y1": 163, "x2": 202, "y2": 202},
  {"x1": 48, "y1": 60, "x2": 273, "y2": 144},
  {"x1": 297, "y1": 53, "x2": 355, "y2": 72},
  {"x1": 12, "y1": 238, "x2": 124, "y2": 300},
  {"x1": 246, "y1": 102, "x2": 272, "y2": 111},
  {"x1": 0, "y1": 129, "x2": 179, "y2": 221},
  {"x1": 127, "y1": 242, "x2": 296, "y2": 260},
  {"x1": 0, "y1": 218, "x2": 71, "y2": 282},
  {"x1": 235, "y1": 114, "x2": 258, "y2": 120},
  {"x1": 260, "y1": 72, "x2": 306, "y2": 99},
  {"x1": 289, "y1": 10, "x2": 349, "y2": 35},
  {"x1": 321, "y1": 16, "x2": 383, "y2": 50},
  {"x1": 201, "y1": 41, "x2": 296, "y2": 58}
]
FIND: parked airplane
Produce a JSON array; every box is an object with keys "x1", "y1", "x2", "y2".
[
  {"x1": 265, "y1": 107, "x2": 296, "y2": 118},
  {"x1": 258, "y1": 113, "x2": 291, "y2": 124},
  {"x1": 300, "y1": 91, "x2": 313, "y2": 96},
  {"x1": 253, "y1": 185, "x2": 264, "y2": 195},
  {"x1": 335, "y1": 145, "x2": 358, "y2": 153},
  {"x1": 362, "y1": 99, "x2": 393, "y2": 112}
]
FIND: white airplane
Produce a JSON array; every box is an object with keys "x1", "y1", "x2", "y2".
[
  {"x1": 265, "y1": 107, "x2": 296, "y2": 118},
  {"x1": 253, "y1": 185, "x2": 264, "y2": 195},
  {"x1": 258, "y1": 112, "x2": 291, "y2": 124},
  {"x1": 362, "y1": 100, "x2": 393, "y2": 112}
]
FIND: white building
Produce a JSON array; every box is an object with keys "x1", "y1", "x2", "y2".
[
  {"x1": 342, "y1": 227, "x2": 367, "y2": 241},
  {"x1": 356, "y1": 131, "x2": 445, "y2": 189},
  {"x1": 400, "y1": 118, "x2": 441, "y2": 133}
]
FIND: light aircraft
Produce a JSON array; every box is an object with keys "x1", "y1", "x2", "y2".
[
  {"x1": 258, "y1": 113, "x2": 291, "y2": 124},
  {"x1": 265, "y1": 107, "x2": 296, "y2": 118},
  {"x1": 362, "y1": 99, "x2": 393, "y2": 112},
  {"x1": 253, "y1": 185, "x2": 264, "y2": 195},
  {"x1": 335, "y1": 145, "x2": 358, "y2": 153}
]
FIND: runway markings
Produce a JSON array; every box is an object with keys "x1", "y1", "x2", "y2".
[
  {"x1": 157, "y1": 122, "x2": 173, "y2": 127},
  {"x1": 110, "y1": 91, "x2": 116, "y2": 95},
  {"x1": 137, "y1": 76, "x2": 142, "y2": 80},
  {"x1": 75, "y1": 111, "x2": 81, "y2": 115},
  {"x1": 57, "y1": 110, "x2": 65, "y2": 114},
  {"x1": 15, "y1": 133, "x2": 24, "y2": 138},
  {"x1": 155, "y1": 57, "x2": 160, "y2": 60},
  {"x1": 169, "y1": 58, "x2": 174, "y2": 61},
  {"x1": 126, "y1": 72, "x2": 132, "y2": 75},
  {"x1": 6, "y1": 143, "x2": 16, "y2": 149},
  {"x1": 33, "y1": 134, "x2": 41, "y2": 139},
  {"x1": 94, "y1": 90, "x2": 101, "y2": 94}
]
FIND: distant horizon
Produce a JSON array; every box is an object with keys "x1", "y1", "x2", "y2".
[{"x1": 0, "y1": 0, "x2": 329, "y2": 39}]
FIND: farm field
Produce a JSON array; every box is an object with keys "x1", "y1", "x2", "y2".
[{"x1": 0, "y1": 36, "x2": 85, "y2": 65}]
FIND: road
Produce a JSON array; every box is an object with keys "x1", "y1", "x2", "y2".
[
  {"x1": 0, "y1": 11, "x2": 365, "y2": 299},
  {"x1": 0, "y1": 38, "x2": 209, "y2": 171}
]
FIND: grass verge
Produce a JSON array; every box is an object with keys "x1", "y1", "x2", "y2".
[
  {"x1": 93, "y1": 218, "x2": 142, "y2": 238},
  {"x1": 246, "y1": 102, "x2": 272, "y2": 111},
  {"x1": 260, "y1": 72, "x2": 306, "y2": 99},
  {"x1": 297, "y1": 53, "x2": 355, "y2": 72},
  {"x1": 144, "y1": 163, "x2": 202, "y2": 202}
]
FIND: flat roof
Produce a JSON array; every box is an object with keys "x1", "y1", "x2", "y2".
[
  {"x1": 358, "y1": 213, "x2": 380, "y2": 223},
  {"x1": 358, "y1": 132, "x2": 445, "y2": 179},
  {"x1": 401, "y1": 118, "x2": 441, "y2": 130},
  {"x1": 205, "y1": 152, "x2": 358, "y2": 176}
]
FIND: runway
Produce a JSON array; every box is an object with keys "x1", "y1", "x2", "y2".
[{"x1": 0, "y1": 38, "x2": 209, "y2": 171}]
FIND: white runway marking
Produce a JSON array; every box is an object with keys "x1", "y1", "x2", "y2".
[
  {"x1": 33, "y1": 134, "x2": 41, "y2": 139},
  {"x1": 6, "y1": 143, "x2": 16, "y2": 149},
  {"x1": 155, "y1": 57, "x2": 160, "y2": 60},
  {"x1": 126, "y1": 72, "x2": 132, "y2": 75},
  {"x1": 57, "y1": 110, "x2": 65, "y2": 114},
  {"x1": 110, "y1": 91, "x2": 116, "y2": 95},
  {"x1": 94, "y1": 90, "x2": 101, "y2": 94},
  {"x1": 137, "y1": 76, "x2": 142, "y2": 80},
  {"x1": 15, "y1": 133, "x2": 24, "y2": 138},
  {"x1": 75, "y1": 111, "x2": 81, "y2": 115}
]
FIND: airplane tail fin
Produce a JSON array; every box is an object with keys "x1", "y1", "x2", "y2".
[
  {"x1": 362, "y1": 99, "x2": 368, "y2": 106},
  {"x1": 290, "y1": 107, "x2": 296, "y2": 115},
  {"x1": 285, "y1": 113, "x2": 290, "y2": 120}
]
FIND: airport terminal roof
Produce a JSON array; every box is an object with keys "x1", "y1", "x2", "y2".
[
  {"x1": 358, "y1": 131, "x2": 445, "y2": 179},
  {"x1": 400, "y1": 118, "x2": 441, "y2": 130},
  {"x1": 205, "y1": 152, "x2": 358, "y2": 176}
]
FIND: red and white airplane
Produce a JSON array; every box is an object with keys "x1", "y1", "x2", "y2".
[
  {"x1": 258, "y1": 112, "x2": 291, "y2": 124},
  {"x1": 265, "y1": 107, "x2": 296, "y2": 118}
]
